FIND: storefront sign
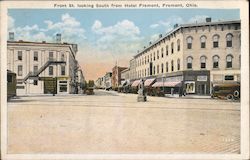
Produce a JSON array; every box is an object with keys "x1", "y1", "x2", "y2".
[
  {"x1": 197, "y1": 76, "x2": 207, "y2": 81},
  {"x1": 185, "y1": 81, "x2": 195, "y2": 93}
]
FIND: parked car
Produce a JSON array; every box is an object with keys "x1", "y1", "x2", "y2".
[{"x1": 211, "y1": 83, "x2": 240, "y2": 100}]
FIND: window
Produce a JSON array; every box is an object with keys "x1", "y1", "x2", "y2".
[
  {"x1": 161, "y1": 48, "x2": 164, "y2": 58},
  {"x1": 177, "y1": 59, "x2": 180, "y2": 70},
  {"x1": 34, "y1": 51, "x2": 38, "y2": 61},
  {"x1": 226, "y1": 33, "x2": 233, "y2": 47},
  {"x1": 226, "y1": 55, "x2": 233, "y2": 68},
  {"x1": 157, "y1": 50, "x2": 159, "y2": 59},
  {"x1": 166, "y1": 45, "x2": 168, "y2": 56},
  {"x1": 161, "y1": 63, "x2": 164, "y2": 73},
  {"x1": 18, "y1": 51, "x2": 22, "y2": 61},
  {"x1": 171, "y1": 42, "x2": 174, "y2": 54},
  {"x1": 153, "y1": 66, "x2": 155, "y2": 75},
  {"x1": 225, "y1": 75, "x2": 234, "y2": 80},
  {"x1": 150, "y1": 54, "x2": 152, "y2": 62},
  {"x1": 213, "y1": 56, "x2": 219, "y2": 68},
  {"x1": 171, "y1": 60, "x2": 174, "y2": 71},
  {"x1": 61, "y1": 65, "x2": 65, "y2": 75},
  {"x1": 200, "y1": 36, "x2": 206, "y2": 48},
  {"x1": 187, "y1": 37, "x2": 193, "y2": 49},
  {"x1": 61, "y1": 53, "x2": 65, "y2": 61},
  {"x1": 49, "y1": 52, "x2": 53, "y2": 61},
  {"x1": 157, "y1": 65, "x2": 159, "y2": 74},
  {"x1": 200, "y1": 56, "x2": 206, "y2": 69},
  {"x1": 153, "y1": 52, "x2": 155, "y2": 61},
  {"x1": 166, "y1": 62, "x2": 169, "y2": 72},
  {"x1": 49, "y1": 66, "x2": 53, "y2": 75},
  {"x1": 7, "y1": 75, "x2": 12, "y2": 83},
  {"x1": 213, "y1": 35, "x2": 219, "y2": 48},
  {"x1": 187, "y1": 57, "x2": 193, "y2": 69},
  {"x1": 34, "y1": 80, "x2": 38, "y2": 85},
  {"x1": 147, "y1": 56, "x2": 149, "y2": 63},
  {"x1": 33, "y1": 65, "x2": 38, "y2": 73},
  {"x1": 18, "y1": 65, "x2": 22, "y2": 76},
  {"x1": 177, "y1": 39, "x2": 180, "y2": 51},
  {"x1": 239, "y1": 55, "x2": 241, "y2": 68}
]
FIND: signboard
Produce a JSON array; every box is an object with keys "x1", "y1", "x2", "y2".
[
  {"x1": 185, "y1": 81, "x2": 195, "y2": 93},
  {"x1": 197, "y1": 75, "x2": 207, "y2": 81}
]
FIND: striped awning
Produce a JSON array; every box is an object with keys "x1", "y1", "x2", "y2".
[
  {"x1": 152, "y1": 81, "x2": 181, "y2": 87},
  {"x1": 131, "y1": 80, "x2": 140, "y2": 87},
  {"x1": 144, "y1": 78, "x2": 156, "y2": 87}
]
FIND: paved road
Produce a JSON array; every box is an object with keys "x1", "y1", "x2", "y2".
[{"x1": 7, "y1": 89, "x2": 240, "y2": 154}]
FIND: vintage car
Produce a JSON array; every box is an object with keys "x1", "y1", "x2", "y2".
[{"x1": 211, "y1": 83, "x2": 240, "y2": 100}]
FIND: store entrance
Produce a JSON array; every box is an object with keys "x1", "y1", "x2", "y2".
[
  {"x1": 198, "y1": 84, "x2": 206, "y2": 95},
  {"x1": 44, "y1": 78, "x2": 57, "y2": 94}
]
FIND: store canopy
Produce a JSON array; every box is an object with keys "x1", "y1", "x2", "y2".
[
  {"x1": 144, "y1": 78, "x2": 156, "y2": 87},
  {"x1": 152, "y1": 81, "x2": 182, "y2": 87},
  {"x1": 131, "y1": 80, "x2": 140, "y2": 87}
]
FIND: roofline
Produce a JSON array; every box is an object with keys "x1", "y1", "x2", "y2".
[{"x1": 134, "y1": 19, "x2": 241, "y2": 58}]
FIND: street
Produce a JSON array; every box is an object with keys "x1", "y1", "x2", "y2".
[{"x1": 7, "y1": 89, "x2": 240, "y2": 154}]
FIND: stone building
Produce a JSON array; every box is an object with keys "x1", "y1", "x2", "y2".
[
  {"x1": 7, "y1": 33, "x2": 84, "y2": 95},
  {"x1": 133, "y1": 18, "x2": 240, "y2": 95}
]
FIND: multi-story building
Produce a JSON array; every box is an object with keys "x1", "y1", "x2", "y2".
[
  {"x1": 129, "y1": 58, "x2": 137, "y2": 81},
  {"x1": 111, "y1": 65, "x2": 128, "y2": 89},
  {"x1": 121, "y1": 68, "x2": 130, "y2": 85},
  {"x1": 77, "y1": 67, "x2": 86, "y2": 94},
  {"x1": 104, "y1": 72, "x2": 112, "y2": 90},
  {"x1": 7, "y1": 33, "x2": 83, "y2": 95},
  {"x1": 132, "y1": 18, "x2": 240, "y2": 95}
]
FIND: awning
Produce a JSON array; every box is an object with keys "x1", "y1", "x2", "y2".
[
  {"x1": 144, "y1": 78, "x2": 156, "y2": 87},
  {"x1": 131, "y1": 80, "x2": 140, "y2": 87},
  {"x1": 152, "y1": 81, "x2": 182, "y2": 87}
]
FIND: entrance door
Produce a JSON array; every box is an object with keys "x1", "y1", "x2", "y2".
[
  {"x1": 44, "y1": 78, "x2": 57, "y2": 94},
  {"x1": 198, "y1": 84, "x2": 206, "y2": 95}
]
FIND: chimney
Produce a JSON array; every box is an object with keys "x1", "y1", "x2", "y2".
[
  {"x1": 206, "y1": 17, "x2": 212, "y2": 23},
  {"x1": 56, "y1": 33, "x2": 61, "y2": 43},
  {"x1": 149, "y1": 41, "x2": 152, "y2": 45},
  {"x1": 174, "y1": 24, "x2": 178, "y2": 28},
  {"x1": 159, "y1": 34, "x2": 162, "y2": 38},
  {"x1": 9, "y1": 32, "x2": 14, "y2": 41}
]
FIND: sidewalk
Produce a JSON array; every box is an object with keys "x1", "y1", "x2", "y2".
[{"x1": 165, "y1": 94, "x2": 211, "y2": 99}]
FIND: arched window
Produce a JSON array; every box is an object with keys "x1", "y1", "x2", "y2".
[
  {"x1": 171, "y1": 60, "x2": 174, "y2": 71},
  {"x1": 161, "y1": 63, "x2": 164, "y2": 73},
  {"x1": 161, "y1": 48, "x2": 164, "y2": 58},
  {"x1": 177, "y1": 39, "x2": 180, "y2": 51},
  {"x1": 177, "y1": 59, "x2": 180, "y2": 70},
  {"x1": 153, "y1": 52, "x2": 155, "y2": 61},
  {"x1": 187, "y1": 56, "x2": 193, "y2": 69},
  {"x1": 157, "y1": 50, "x2": 159, "y2": 59},
  {"x1": 213, "y1": 34, "x2": 219, "y2": 48},
  {"x1": 187, "y1": 36, "x2": 193, "y2": 49},
  {"x1": 171, "y1": 42, "x2": 174, "y2": 54},
  {"x1": 166, "y1": 62, "x2": 169, "y2": 72},
  {"x1": 166, "y1": 45, "x2": 169, "y2": 56},
  {"x1": 226, "y1": 55, "x2": 233, "y2": 68},
  {"x1": 226, "y1": 33, "x2": 233, "y2": 47},
  {"x1": 200, "y1": 56, "x2": 206, "y2": 69},
  {"x1": 150, "y1": 53, "x2": 152, "y2": 62},
  {"x1": 213, "y1": 55, "x2": 219, "y2": 69},
  {"x1": 157, "y1": 65, "x2": 159, "y2": 74},
  {"x1": 200, "y1": 36, "x2": 206, "y2": 48}
]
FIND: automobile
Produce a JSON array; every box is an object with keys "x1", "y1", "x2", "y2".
[{"x1": 211, "y1": 83, "x2": 240, "y2": 100}]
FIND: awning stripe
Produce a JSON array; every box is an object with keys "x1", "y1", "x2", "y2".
[
  {"x1": 144, "y1": 78, "x2": 156, "y2": 86},
  {"x1": 131, "y1": 80, "x2": 140, "y2": 87},
  {"x1": 152, "y1": 81, "x2": 181, "y2": 87}
]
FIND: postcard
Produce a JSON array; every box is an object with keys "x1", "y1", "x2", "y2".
[{"x1": 0, "y1": 0, "x2": 249, "y2": 160}]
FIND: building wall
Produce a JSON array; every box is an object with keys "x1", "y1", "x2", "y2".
[{"x1": 7, "y1": 41, "x2": 78, "y2": 95}]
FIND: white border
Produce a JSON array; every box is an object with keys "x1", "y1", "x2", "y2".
[{"x1": 1, "y1": 1, "x2": 249, "y2": 160}]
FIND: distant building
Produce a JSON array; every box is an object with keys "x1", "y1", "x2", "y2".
[
  {"x1": 121, "y1": 68, "x2": 130, "y2": 85},
  {"x1": 7, "y1": 33, "x2": 84, "y2": 95},
  {"x1": 111, "y1": 65, "x2": 128, "y2": 89},
  {"x1": 132, "y1": 19, "x2": 240, "y2": 95},
  {"x1": 104, "y1": 72, "x2": 112, "y2": 90}
]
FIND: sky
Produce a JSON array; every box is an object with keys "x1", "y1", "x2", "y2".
[{"x1": 8, "y1": 9, "x2": 240, "y2": 80}]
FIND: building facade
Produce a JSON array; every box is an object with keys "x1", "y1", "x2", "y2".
[
  {"x1": 121, "y1": 68, "x2": 130, "y2": 85},
  {"x1": 111, "y1": 65, "x2": 128, "y2": 89},
  {"x1": 7, "y1": 34, "x2": 83, "y2": 95},
  {"x1": 133, "y1": 19, "x2": 240, "y2": 95},
  {"x1": 104, "y1": 72, "x2": 112, "y2": 90}
]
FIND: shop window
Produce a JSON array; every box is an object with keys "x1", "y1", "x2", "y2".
[
  {"x1": 213, "y1": 34, "x2": 219, "y2": 48},
  {"x1": 187, "y1": 57, "x2": 193, "y2": 69},
  {"x1": 226, "y1": 55, "x2": 233, "y2": 68},
  {"x1": 187, "y1": 37, "x2": 193, "y2": 49},
  {"x1": 34, "y1": 51, "x2": 38, "y2": 61},
  {"x1": 18, "y1": 51, "x2": 22, "y2": 61},
  {"x1": 226, "y1": 33, "x2": 233, "y2": 47},
  {"x1": 200, "y1": 36, "x2": 206, "y2": 48},
  {"x1": 213, "y1": 55, "x2": 219, "y2": 68},
  {"x1": 200, "y1": 56, "x2": 206, "y2": 69}
]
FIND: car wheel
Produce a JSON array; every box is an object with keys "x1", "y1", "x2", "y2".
[{"x1": 226, "y1": 94, "x2": 233, "y2": 100}]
